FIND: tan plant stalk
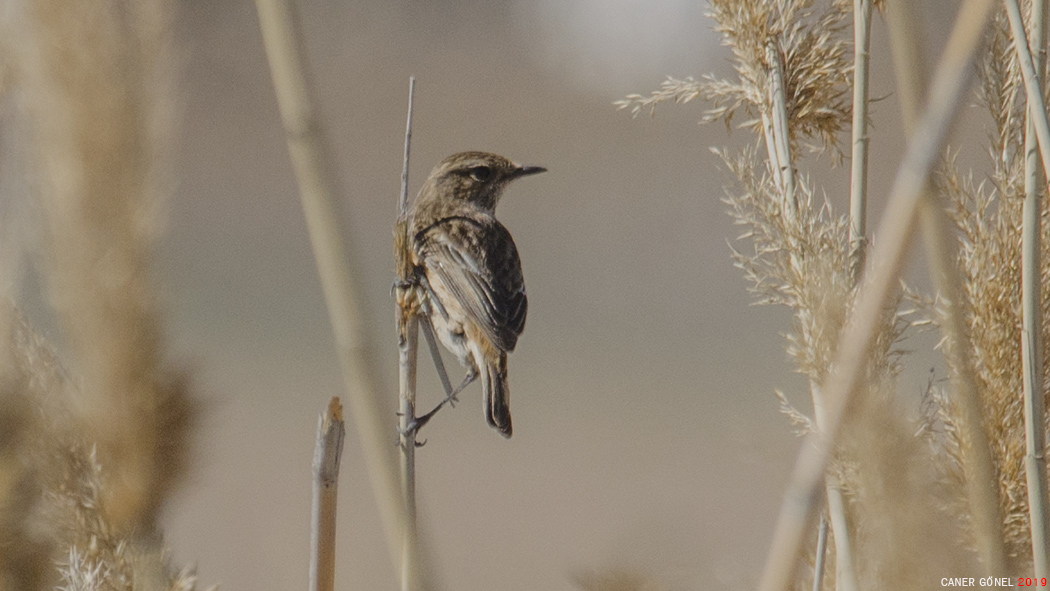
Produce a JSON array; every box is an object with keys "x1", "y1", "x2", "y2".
[
  {"x1": 764, "y1": 32, "x2": 857, "y2": 589},
  {"x1": 757, "y1": 1, "x2": 999, "y2": 588},
  {"x1": 849, "y1": 0, "x2": 873, "y2": 278},
  {"x1": 810, "y1": 385, "x2": 857, "y2": 591},
  {"x1": 393, "y1": 76, "x2": 425, "y2": 591},
  {"x1": 766, "y1": 44, "x2": 798, "y2": 220},
  {"x1": 1009, "y1": 0, "x2": 1050, "y2": 575},
  {"x1": 1006, "y1": 0, "x2": 1050, "y2": 176},
  {"x1": 397, "y1": 314, "x2": 420, "y2": 591},
  {"x1": 808, "y1": 6, "x2": 879, "y2": 586},
  {"x1": 253, "y1": 0, "x2": 413, "y2": 573},
  {"x1": 811, "y1": 516, "x2": 829, "y2": 591},
  {"x1": 827, "y1": 4, "x2": 872, "y2": 586},
  {"x1": 824, "y1": 472, "x2": 855, "y2": 590},
  {"x1": 311, "y1": 398, "x2": 346, "y2": 591}
]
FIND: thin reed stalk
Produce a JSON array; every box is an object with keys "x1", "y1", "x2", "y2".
[
  {"x1": 757, "y1": 1, "x2": 999, "y2": 588},
  {"x1": 809, "y1": 383, "x2": 857, "y2": 591},
  {"x1": 397, "y1": 314, "x2": 420, "y2": 591},
  {"x1": 811, "y1": 516, "x2": 828, "y2": 591},
  {"x1": 310, "y1": 398, "x2": 346, "y2": 591},
  {"x1": 762, "y1": 20, "x2": 859, "y2": 591},
  {"x1": 766, "y1": 44, "x2": 798, "y2": 219},
  {"x1": 394, "y1": 76, "x2": 423, "y2": 591},
  {"x1": 1013, "y1": 0, "x2": 1050, "y2": 575},
  {"x1": 1006, "y1": 0, "x2": 1050, "y2": 175},
  {"x1": 825, "y1": 2, "x2": 873, "y2": 585},
  {"x1": 760, "y1": 31, "x2": 858, "y2": 586},
  {"x1": 253, "y1": 0, "x2": 413, "y2": 574},
  {"x1": 849, "y1": 0, "x2": 873, "y2": 279}
]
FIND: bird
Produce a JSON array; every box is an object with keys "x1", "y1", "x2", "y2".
[{"x1": 408, "y1": 151, "x2": 545, "y2": 438}]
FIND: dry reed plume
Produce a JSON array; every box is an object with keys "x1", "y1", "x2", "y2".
[
  {"x1": 0, "y1": 0, "x2": 197, "y2": 588},
  {"x1": 620, "y1": 0, "x2": 1045, "y2": 587},
  {"x1": 913, "y1": 4, "x2": 1050, "y2": 568}
]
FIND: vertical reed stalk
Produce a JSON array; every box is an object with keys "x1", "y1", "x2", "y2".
[
  {"x1": 311, "y1": 398, "x2": 346, "y2": 591},
  {"x1": 769, "y1": 36, "x2": 857, "y2": 590},
  {"x1": 812, "y1": 516, "x2": 829, "y2": 591},
  {"x1": 1006, "y1": 0, "x2": 1050, "y2": 175},
  {"x1": 395, "y1": 76, "x2": 423, "y2": 591},
  {"x1": 1011, "y1": 0, "x2": 1050, "y2": 575},
  {"x1": 849, "y1": 0, "x2": 873, "y2": 279},
  {"x1": 810, "y1": 383, "x2": 857, "y2": 591},
  {"x1": 254, "y1": 0, "x2": 412, "y2": 573},
  {"x1": 397, "y1": 315, "x2": 420, "y2": 591},
  {"x1": 757, "y1": 1, "x2": 998, "y2": 588},
  {"x1": 766, "y1": 44, "x2": 798, "y2": 220}
]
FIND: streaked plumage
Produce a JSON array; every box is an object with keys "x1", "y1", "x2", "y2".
[{"x1": 409, "y1": 152, "x2": 544, "y2": 438}]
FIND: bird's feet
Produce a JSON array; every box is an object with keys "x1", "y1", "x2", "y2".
[
  {"x1": 394, "y1": 369, "x2": 477, "y2": 446},
  {"x1": 396, "y1": 393, "x2": 455, "y2": 447},
  {"x1": 397, "y1": 412, "x2": 432, "y2": 447}
]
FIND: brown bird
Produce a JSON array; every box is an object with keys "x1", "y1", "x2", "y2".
[{"x1": 409, "y1": 151, "x2": 544, "y2": 438}]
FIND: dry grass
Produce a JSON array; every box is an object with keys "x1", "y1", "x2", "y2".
[
  {"x1": 0, "y1": 0, "x2": 196, "y2": 588},
  {"x1": 12, "y1": 0, "x2": 192, "y2": 533},
  {"x1": 621, "y1": 0, "x2": 1050, "y2": 587},
  {"x1": 914, "y1": 5, "x2": 1050, "y2": 567}
]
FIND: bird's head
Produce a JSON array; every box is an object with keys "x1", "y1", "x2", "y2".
[{"x1": 423, "y1": 151, "x2": 546, "y2": 212}]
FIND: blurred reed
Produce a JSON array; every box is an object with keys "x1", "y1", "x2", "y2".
[{"x1": 0, "y1": 0, "x2": 199, "y2": 588}]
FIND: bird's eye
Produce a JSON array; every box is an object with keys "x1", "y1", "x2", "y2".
[{"x1": 469, "y1": 166, "x2": 492, "y2": 182}]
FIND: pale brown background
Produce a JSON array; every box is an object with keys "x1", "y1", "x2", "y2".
[{"x1": 148, "y1": 1, "x2": 960, "y2": 590}]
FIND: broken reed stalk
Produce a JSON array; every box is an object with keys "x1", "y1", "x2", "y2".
[
  {"x1": 1008, "y1": 0, "x2": 1050, "y2": 575},
  {"x1": 756, "y1": 1, "x2": 998, "y2": 588},
  {"x1": 395, "y1": 76, "x2": 423, "y2": 591},
  {"x1": 253, "y1": 0, "x2": 412, "y2": 573},
  {"x1": 884, "y1": 0, "x2": 1007, "y2": 574},
  {"x1": 311, "y1": 398, "x2": 346, "y2": 591}
]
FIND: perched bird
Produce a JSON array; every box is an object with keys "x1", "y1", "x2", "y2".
[{"x1": 409, "y1": 151, "x2": 545, "y2": 438}]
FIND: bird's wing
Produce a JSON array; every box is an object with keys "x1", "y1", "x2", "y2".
[{"x1": 415, "y1": 216, "x2": 527, "y2": 352}]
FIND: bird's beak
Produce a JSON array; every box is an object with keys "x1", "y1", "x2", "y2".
[{"x1": 513, "y1": 165, "x2": 547, "y2": 178}]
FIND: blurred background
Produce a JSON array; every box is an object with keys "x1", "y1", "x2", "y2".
[{"x1": 76, "y1": 0, "x2": 970, "y2": 589}]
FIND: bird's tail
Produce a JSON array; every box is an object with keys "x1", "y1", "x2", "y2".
[{"x1": 483, "y1": 353, "x2": 512, "y2": 438}]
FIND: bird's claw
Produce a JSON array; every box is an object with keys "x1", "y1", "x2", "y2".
[
  {"x1": 391, "y1": 362, "x2": 476, "y2": 445},
  {"x1": 391, "y1": 278, "x2": 415, "y2": 298}
]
